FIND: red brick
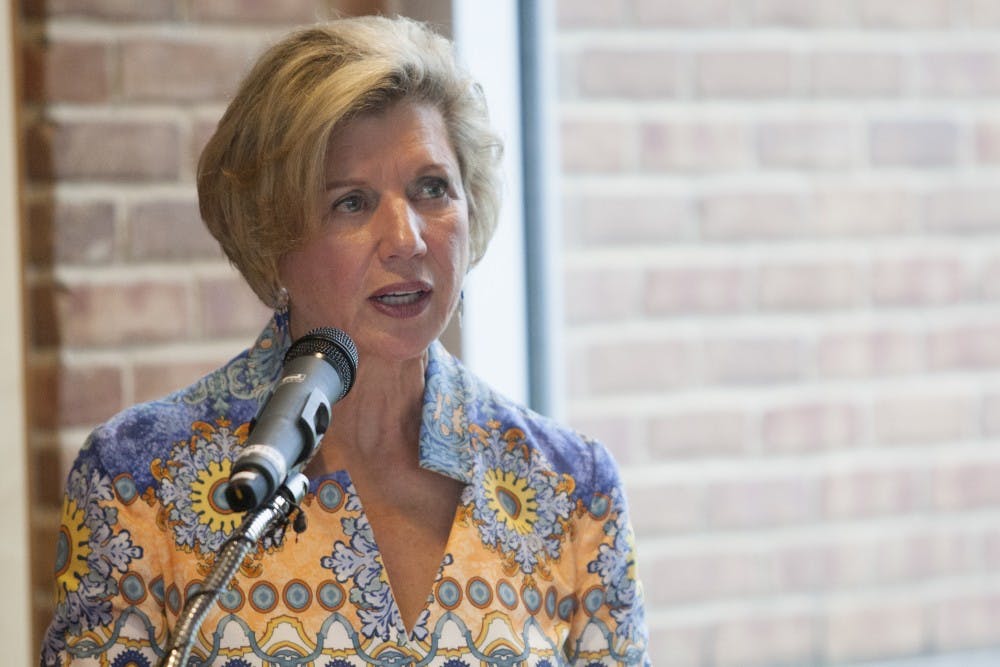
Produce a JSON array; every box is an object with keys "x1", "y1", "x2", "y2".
[
  {"x1": 859, "y1": 0, "x2": 953, "y2": 28},
  {"x1": 626, "y1": 482, "x2": 705, "y2": 534},
  {"x1": 30, "y1": 520, "x2": 58, "y2": 602},
  {"x1": 760, "y1": 401, "x2": 862, "y2": 453},
  {"x1": 824, "y1": 601, "x2": 927, "y2": 663},
  {"x1": 27, "y1": 283, "x2": 59, "y2": 349},
  {"x1": 563, "y1": 267, "x2": 642, "y2": 324},
  {"x1": 120, "y1": 39, "x2": 258, "y2": 102},
  {"x1": 126, "y1": 199, "x2": 221, "y2": 261},
  {"x1": 776, "y1": 542, "x2": 834, "y2": 591},
  {"x1": 873, "y1": 393, "x2": 977, "y2": 446},
  {"x1": 26, "y1": 120, "x2": 181, "y2": 181},
  {"x1": 564, "y1": 194, "x2": 695, "y2": 246},
  {"x1": 872, "y1": 256, "x2": 966, "y2": 306},
  {"x1": 29, "y1": 360, "x2": 123, "y2": 429},
  {"x1": 556, "y1": 0, "x2": 630, "y2": 27},
  {"x1": 565, "y1": 415, "x2": 642, "y2": 464},
  {"x1": 924, "y1": 188, "x2": 1000, "y2": 234},
  {"x1": 560, "y1": 118, "x2": 636, "y2": 172},
  {"x1": 970, "y1": 0, "x2": 1000, "y2": 24},
  {"x1": 700, "y1": 190, "x2": 808, "y2": 240},
  {"x1": 23, "y1": 39, "x2": 111, "y2": 104},
  {"x1": 29, "y1": 444, "x2": 65, "y2": 509},
  {"x1": 917, "y1": 50, "x2": 1000, "y2": 97},
  {"x1": 646, "y1": 623, "x2": 706, "y2": 666},
  {"x1": 577, "y1": 338, "x2": 701, "y2": 395},
  {"x1": 983, "y1": 256, "x2": 1000, "y2": 299},
  {"x1": 818, "y1": 329, "x2": 924, "y2": 377},
  {"x1": 810, "y1": 52, "x2": 904, "y2": 97},
  {"x1": 749, "y1": 0, "x2": 854, "y2": 26},
  {"x1": 643, "y1": 549, "x2": 771, "y2": 603},
  {"x1": 811, "y1": 187, "x2": 921, "y2": 236},
  {"x1": 974, "y1": 119, "x2": 1000, "y2": 163},
  {"x1": 707, "y1": 475, "x2": 818, "y2": 528},
  {"x1": 197, "y1": 275, "x2": 271, "y2": 338},
  {"x1": 634, "y1": 0, "x2": 733, "y2": 26},
  {"x1": 932, "y1": 460, "x2": 1000, "y2": 510},
  {"x1": 713, "y1": 612, "x2": 817, "y2": 667},
  {"x1": 826, "y1": 535, "x2": 936, "y2": 589},
  {"x1": 640, "y1": 120, "x2": 751, "y2": 172},
  {"x1": 932, "y1": 593, "x2": 1000, "y2": 651},
  {"x1": 927, "y1": 324, "x2": 1000, "y2": 371},
  {"x1": 26, "y1": 199, "x2": 116, "y2": 266},
  {"x1": 870, "y1": 119, "x2": 960, "y2": 166},
  {"x1": 703, "y1": 336, "x2": 806, "y2": 385},
  {"x1": 188, "y1": 0, "x2": 324, "y2": 23},
  {"x1": 133, "y1": 359, "x2": 227, "y2": 404},
  {"x1": 983, "y1": 392, "x2": 1000, "y2": 436},
  {"x1": 578, "y1": 50, "x2": 682, "y2": 99},
  {"x1": 756, "y1": 121, "x2": 856, "y2": 169},
  {"x1": 757, "y1": 260, "x2": 864, "y2": 311},
  {"x1": 190, "y1": 114, "x2": 222, "y2": 164},
  {"x1": 644, "y1": 265, "x2": 752, "y2": 315},
  {"x1": 647, "y1": 410, "x2": 746, "y2": 458},
  {"x1": 21, "y1": 0, "x2": 176, "y2": 19},
  {"x1": 696, "y1": 51, "x2": 796, "y2": 98},
  {"x1": 57, "y1": 280, "x2": 192, "y2": 347},
  {"x1": 824, "y1": 467, "x2": 928, "y2": 519}
]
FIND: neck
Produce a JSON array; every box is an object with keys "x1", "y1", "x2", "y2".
[{"x1": 309, "y1": 348, "x2": 429, "y2": 472}]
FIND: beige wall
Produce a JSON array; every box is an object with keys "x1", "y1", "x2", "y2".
[{"x1": 2, "y1": 0, "x2": 32, "y2": 663}]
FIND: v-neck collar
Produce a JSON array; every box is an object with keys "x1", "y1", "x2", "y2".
[{"x1": 261, "y1": 315, "x2": 477, "y2": 485}]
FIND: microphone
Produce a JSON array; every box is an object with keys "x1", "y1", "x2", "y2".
[{"x1": 225, "y1": 327, "x2": 358, "y2": 512}]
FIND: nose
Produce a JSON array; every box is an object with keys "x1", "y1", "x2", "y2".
[{"x1": 376, "y1": 195, "x2": 427, "y2": 261}]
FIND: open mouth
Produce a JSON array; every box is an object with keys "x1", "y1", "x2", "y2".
[{"x1": 374, "y1": 290, "x2": 427, "y2": 306}]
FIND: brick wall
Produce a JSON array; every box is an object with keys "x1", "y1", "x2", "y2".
[
  {"x1": 18, "y1": 0, "x2": 382, "y2": 648},
  {"x1": 557, "y1": 0, "x2": 1000, "y2": 665},
  {"x1": 22, "y1": 0, "x2": 1000, "y2": 665}
]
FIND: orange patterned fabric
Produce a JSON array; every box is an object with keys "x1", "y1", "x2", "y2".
[{"x1": 41, "y1": 315, "x2": 649, "y2": 666}]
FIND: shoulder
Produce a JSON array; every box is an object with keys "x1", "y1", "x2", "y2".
[
  {"x1": 425, "y1": 341, "x2": 623, "y2": 500},
  {"x1": 81, "y1": 334, "x2": 281, "y2": 489}
]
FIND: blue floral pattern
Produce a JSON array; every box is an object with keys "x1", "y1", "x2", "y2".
[
  {"x1": 587, "y1": 487, "x2": 645, "y2": 645},
  {"x1": 465, "y1": 421, "x2": 576, "y2": 578},
  {"x1": 41, "y1": 318, "x2": 649, "y2": 666},
  {"x1": 42, "y1": 443, "x2": 142, "y2": 666}
]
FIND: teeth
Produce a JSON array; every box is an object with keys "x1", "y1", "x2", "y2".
[{"x1": 377, "y1": 291, "x2": 422, "y2": 305}]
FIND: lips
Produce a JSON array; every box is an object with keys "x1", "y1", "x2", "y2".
[
  {"x1": 369, "y1": 281, "x2": 432, "y2": 318},
  {"x1": 375, "y1": 290, "x2": 426, "y2": 305}
]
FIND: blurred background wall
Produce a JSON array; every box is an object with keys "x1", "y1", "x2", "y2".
[
  {"x1": 556, "y1": 2, "x2": 1000, "y2": 664},
  {"x1": 13, "y1": 0, "x2": 1000, "y2": 665}
]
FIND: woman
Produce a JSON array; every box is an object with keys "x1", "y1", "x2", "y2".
[{"x1": 41, "y1": 15, "x2": 649, "y2": 666}]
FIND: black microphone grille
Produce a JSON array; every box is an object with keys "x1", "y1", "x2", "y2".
[{"x1": 284, "y1": 327, "x2": 359, "y2": 398}]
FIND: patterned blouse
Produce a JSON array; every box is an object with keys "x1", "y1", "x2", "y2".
[{"x1": 40, "y1": 314, "x2": 650, "y2": 666}]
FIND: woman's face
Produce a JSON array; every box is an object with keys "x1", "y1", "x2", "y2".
[{"x1": 278, "y1": 101, "x2": 470, "y2": 364}]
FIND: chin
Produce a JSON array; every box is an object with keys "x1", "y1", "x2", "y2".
[{"x1": 357, "y1": 331, "x2": 437, "y2": 365}]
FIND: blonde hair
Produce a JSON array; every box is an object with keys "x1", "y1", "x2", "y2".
[{"x1": 198, "y1": 15, "x2": 503, "y2": 306}]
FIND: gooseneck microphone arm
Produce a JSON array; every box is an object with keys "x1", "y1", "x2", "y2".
[
  {"x1": 158, "y1": 327, "x2": 358, "y2": 666},
  {"x1": 158, "y1": 474, "x2": 309, "y2": 667}
]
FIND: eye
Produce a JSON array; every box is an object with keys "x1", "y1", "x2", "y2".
[
  {"x1": 332, "y1": 192, "x2": 367, "y2": 214},
  {"x1": 414, "y1": 177, "x2": 449, "y2": 201}
]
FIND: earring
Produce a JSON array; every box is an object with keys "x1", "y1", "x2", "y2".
[
  {"x1": 458, "y1": 289, "x2": 464, "y2": 327},
  {"x1": 274, "y1": 286, "x2": 290, "y2": 327}
]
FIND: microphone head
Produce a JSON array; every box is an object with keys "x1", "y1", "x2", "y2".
[{"x1": 285, "y1": 327, "x2": 359, "y2": 400}]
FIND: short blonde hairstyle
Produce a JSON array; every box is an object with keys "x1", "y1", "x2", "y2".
[{"x1": 198, "y1": 15, "x2": 503, "y2": 306}]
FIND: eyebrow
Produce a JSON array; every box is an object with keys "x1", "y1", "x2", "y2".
[
  {"x1": 323, "y1": 178, "x2": 365, "y2": 192},
  {"x1": 323, "y1": 162, "x2": 455, "y2": 192}
]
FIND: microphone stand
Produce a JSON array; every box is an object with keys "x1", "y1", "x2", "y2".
[{"x1": 158, "y1": 473, "x2": 310, "y2": 667}]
